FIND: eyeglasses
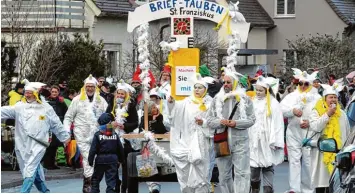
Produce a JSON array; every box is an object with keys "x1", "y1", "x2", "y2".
[
  {"x1": 99, "y1": 81, "x2": 104, "y2": 83},
  {"x1": 299, "y1": 82, "x2": 310, "y2": 87},
  {"x1": 223, "y1": 81, "x2": 232, "y2": 84}
]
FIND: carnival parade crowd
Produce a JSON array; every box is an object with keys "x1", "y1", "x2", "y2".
[{"x1": 1, "y1": 64, "x2": 355, "y2": 193}]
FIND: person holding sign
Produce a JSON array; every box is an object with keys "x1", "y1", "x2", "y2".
[
  {"x1": 167, "y1": 73, "x2": 215, "y2": 193},
  {"x1": 206, "y1": 68, "x2": 256, "y2": 193}
]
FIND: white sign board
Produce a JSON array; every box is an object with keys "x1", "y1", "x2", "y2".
[{"x1": 175, "y1": 66, "x2": 196, "y2": 95}]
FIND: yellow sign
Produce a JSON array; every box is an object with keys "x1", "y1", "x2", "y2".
[{"x1": 170, "y1": 48, "x2": 200, "y2": 100}]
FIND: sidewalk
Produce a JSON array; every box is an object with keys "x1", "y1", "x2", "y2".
[{"x1": 1, "y1": 167, "x2": 83, "y2": 189}]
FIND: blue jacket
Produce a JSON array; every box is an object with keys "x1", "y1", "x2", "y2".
[{"x1": 88, "y1": 131, "x2": 125, "y2": 166}]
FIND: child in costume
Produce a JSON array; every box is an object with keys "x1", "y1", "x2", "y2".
[{"x1": 88, "y1": 113, "x2": 125, "y2": 193}]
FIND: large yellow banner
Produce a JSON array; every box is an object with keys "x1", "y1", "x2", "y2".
[{"x1": 170, "y1": 48, "x2": 200, "y2": 100}]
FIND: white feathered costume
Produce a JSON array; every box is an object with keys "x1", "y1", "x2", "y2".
[
  {"x1": 280, "y1": 68, "x2": 321, "y2": 193},
  {"x1": 249, "y1": 76, "x2": 285, "y2": 168},
  {"x1": 168, "y1": 73, "x2": 215, "y2": 193},
  {"x1": 1, "y1": 80, "x2": 70, "y2": 192},
  {"x1": 308, "y1": 82, "x2": 350, "y2": 188},
  {"x1": 63, "y1": 75, "x2": 108, "y2": 178}
]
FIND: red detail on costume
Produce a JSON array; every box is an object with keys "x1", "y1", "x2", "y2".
[
  {"x1": 58, "y1": 96, "x2": 64, "y2": 103},
  {"x1": 162, "y1": 64, "x2": 171, "y2": 74},
  {"x1": 133, "y1": 65, "x2": 156, "y2": 89},
  {"x1": 137, "y1": 93, "x2": 143, "y2": 104}
]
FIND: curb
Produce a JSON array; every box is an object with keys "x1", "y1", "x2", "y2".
[{"x1": 1, "y1": 173, "x2": 83, "y2": 189}]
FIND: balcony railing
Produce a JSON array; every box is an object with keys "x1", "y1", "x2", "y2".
[{"x1": 1, "y1": 0, "x2": 87, "y2": 29}]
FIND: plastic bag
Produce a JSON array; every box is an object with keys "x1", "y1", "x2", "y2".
[{"x1": 136, "y1": 144, "x2": 158, "y2": 177}]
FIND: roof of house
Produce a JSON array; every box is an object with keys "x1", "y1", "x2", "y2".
[
  {"x1": 95, "y1": 0, "x2": 135, "y2": 16},
  {"x1": 95, "y1": 0, "x2": 275, "y2": 28},
  {"x1": 326, "y1": 0, "x2": 355, "y2": 25},
  {"x1": 236, "y1": 0, "x2": 274, "y2": 28}
]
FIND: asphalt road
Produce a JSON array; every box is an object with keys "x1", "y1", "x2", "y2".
[{"x1": 2, "y1": 162, "x2": 290, "y2": 193}]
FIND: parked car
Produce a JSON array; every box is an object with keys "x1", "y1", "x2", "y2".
[{"x1": 318, "y1": 129, "x2": 355, "y2": 193}]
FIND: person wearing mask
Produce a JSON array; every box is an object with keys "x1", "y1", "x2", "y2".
[
  {"x1": 307, "y1": 83, "x2": 350, "y2": 192},
  {"x1": 63, "y1": 75, "x2": 108, "y2": 192},
  {"x1": 58, "y1": 79, "x2": 69, "y2": 99},
  {"x1": 207, "y1": 67, "x2": 256, "y2": 193},
  {"x1": 1, "y1": 80, "x2": 70, "y2": 193},
  {"x1": 168, "y1": 73, "x2": 215, "y2": 192},
  {"x1": 106, "y1": 80, "x2": 138, "y2": 193},
  {"x1": 43, "y1": 86, "x2": 68, "y2": 170},
  {"x1": 280, "y1": 68, "x2": 321, "y2": 193},
  {"x1": 248, "y1": 76, "x2": 285, "y2": 193}
]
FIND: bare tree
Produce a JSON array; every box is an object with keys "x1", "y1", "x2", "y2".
[
  {"x1": 1, "y1": 0, "x2": 85, "y2": 80},
  {"x1": 25, "y1": 38, "x2": 65, "y2": 84}
]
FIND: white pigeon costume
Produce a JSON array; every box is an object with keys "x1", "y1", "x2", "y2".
[
  {"x1": 207, "y1": 67, "x2": 256, "y2": 193},
  {"x1": 168, "y1": 73, "x2": 214, "y2": 193},
  {"x1": 249, "y1": 76, "x2": 285, "y2": 192},
  {"x1": 63, "y1": 75, "x2": 108, "y2": 178},
  {"x1": 1, "y1": 80, "x2": 70, "y2": 192},
  {"x1": 308, "y1": 83, "x2": 350, "y2": 189},
  {"x1": 280, "y1": 68, "x2": 321, "y2": 193}
]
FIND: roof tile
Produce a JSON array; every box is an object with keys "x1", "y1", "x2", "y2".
[{"x1": 326, "y1": 0, "x2": 355, "y2": 25}]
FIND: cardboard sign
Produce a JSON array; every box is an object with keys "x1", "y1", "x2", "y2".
[
  {"x1": 170, "y1": 48, "x2": 200, "y2": 100},
  {"x1": 175, "y1": 66, "x2": 196, "y2": 95}
]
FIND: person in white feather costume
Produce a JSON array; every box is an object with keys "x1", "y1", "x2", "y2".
[
  {"x1": 206, "y1": 68, "x2": 256, "y2": 193},
  {"x1": 280, "y1": 68, "x2": 321, "y2": 193},
  {"x1": 1, "y1": 80, "x2": 71, "y2": 193},
  {"x1": 307, "y1": 82, "x2": 350, "y2": 192},
  {"x1": 63, "y1": 75, "x2": 108, "y2": 192},
  {"x1": 167, "y1": 73, "x2": 215, "y2": 193},
  {"x1": 248, "y1": 76, "x2": 285, "y2": 193}
]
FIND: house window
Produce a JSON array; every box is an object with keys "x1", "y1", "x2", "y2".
[
  {"x1": 275, "y1": 0, "x2": 295, "y2": 17},
  {"x1": 103, "y1": 44, "x2": 122, "y2": 78}
]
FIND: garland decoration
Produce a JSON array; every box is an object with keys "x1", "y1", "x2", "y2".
[{"x1": 137, "y1": 23, "x2": 151, "y2": 102}]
